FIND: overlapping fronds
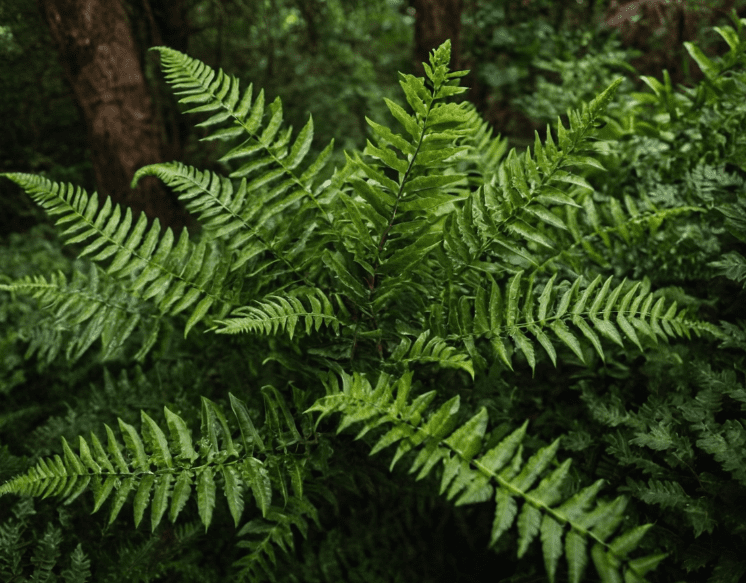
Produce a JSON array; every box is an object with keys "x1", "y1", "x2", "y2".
[
  {"x1": 3, "y1": 29, "x2": 740, "y2": 581},
  {"x1": 150, "y1": 46, "x2": 334, "y2": 191},
  {"x1": 0, "y1": 263, "x2": 161, "y2": 363},
  {"x1": 0, "y1": 390, "x2": 313, "y2": 537},
  {"x1": 387, "y1": 329, "x2": 474, "y2": 379},
  {"x1": 457, "y1": 101, "x2": 509, "y2": 186},
  {"x1": 550, "y1": 197, "x2": 707, "y2": 273},
  {"x1": 0, "y1": 174, "x2": 238, "y2": 338},
  {"x1": 234, "y1": 497, "x2": 321, "y2": 581},
  {"x1": 132, "y1": 47, "x2": 343, "y2": 274},
  {"x1": 0, "y1": 499, "x2": 92, "y2": 583},
  {"x1": 442, "y1": 78, "x2": 623, "y2": 275},
  {"x1": 452, "y1": 182, "x2": 707, "y2": 277},
  {"x1": 340, "y1": 40, "x2": 473, "y2": 296},
  {"x1": 445, "y1": 270, "x2": 724, "y2": 373},
  {"x1": 305, "y1": 369, "x2": 668, "y2": 583}
]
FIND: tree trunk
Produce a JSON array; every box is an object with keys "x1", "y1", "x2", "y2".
[
  {"x1": 37, "y1": 0, "x2": 196, "y2": 235},
  {"x1": 412, "y1": 0, "x2": 463, "y2": 76},
  {"x1": 125, "y1": 0, "x2": 192, "y2": 168}
]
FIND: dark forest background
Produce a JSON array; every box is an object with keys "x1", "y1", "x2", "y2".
[{"x1": 3, "y1": 2, "x2": 746, "y2": 582}]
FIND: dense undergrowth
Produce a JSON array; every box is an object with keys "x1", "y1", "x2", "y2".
[{"x1": 1, "y1": 12, "x2": 746, "y2": 583}]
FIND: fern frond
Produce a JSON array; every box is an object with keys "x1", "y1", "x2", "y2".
[
  {"x1": 690, "y1": 418, "x2": 746, "y2": 487},
  {"x1": 555, "y1": 194, "x2": 708, "y2": 272},
  {"x1": 709, "y1": 250, "x2": 746, "y2": 287},
  {"x1": 62, "y1": 543, "x2": 92, "y2": 583},
  {"x1": 342, "y1": 40, "x2": 472, "y2": 298},
  {"x1": 210, "y1": 287, "x2": 341, "y2": 339},
  {"x1": 0, "y1": 173, "x2": 240, "y2": 338},
  {"x1": 623, "y1": 478, "x2": 689, "y2": 510},
  {"x1": 457, "y1": 100, "x2": 509, "y2": 186},
  {"x1": 305, "y1": 369, "x2": 668, "y2": 583},
  {"x1": 234, "y1": 497, "x2": 320, "y2": 582},
  {"x1": 387, "y1": 329, "x2": 474, "y2": 379},
  {"x1": 443, "y1": 78, "x2": 624, "y2": 275},
  {"x1": 141, "y1": 46, "x2": 338, "y2": 226},
  {"x1": 0, "y1": 392, "x2": 312, "y2": 536},
  {"x1": 0, "y1": 499, "x2": 92, "y2": 583},
  {"x1": 452, "y1": 270, "x2": 724, "y2": 373},
  {"x1": 0, "y1": 264, "x2": 161, "y2": 363}
]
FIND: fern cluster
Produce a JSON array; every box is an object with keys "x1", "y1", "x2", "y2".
[{"x1": 1, "y1": 14, "x2": 746, "y2": 582}]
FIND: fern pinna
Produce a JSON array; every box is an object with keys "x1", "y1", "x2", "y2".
[
  {"x1": 0, "y1": 36, "x2": 731, "y2": 582},
  {"x1": 0, "y1": 389, "x2": 319, "y2": 582}
]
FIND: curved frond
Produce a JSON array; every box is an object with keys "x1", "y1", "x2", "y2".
[
  {"x1": 442, "y1": 78, "x2": 624, "y2": 275},
  {"x1": 387, "y1": 329, "x2": 474, "y2": 379},
  {"x1": 305, "y1": 369, "x2": 668, "y2": 583},
  {"x1": 556, "y1": 195, "x2": 708, "y2": 273},
  {"x1": 135, "y1": 46, "x2": 341, "y2": 246},
  {"x1": 210, "y1": 287, "x2": 341, "y2": 339}
]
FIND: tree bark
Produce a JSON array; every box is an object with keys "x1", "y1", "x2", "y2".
[
  {"x1": 125, "y1": 0, "x2": 192, "y2": 167},
  {"x1": 412, "y1": 0, "x2": 463, "y2": 76},
  {"x1": 37, "y1": 0, "x2": 196, "y2": 235}
]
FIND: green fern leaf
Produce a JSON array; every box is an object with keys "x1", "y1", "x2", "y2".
[
  {"x1": 541, "y1": 514, "x2": 564, "y2": 582},
  {"x1": 170, "y1": 472, "x2": 193, "y2": 524},
  {"x1": 458, "y1": 272, "x2": 719, "y2": 373},
  {"x1": 0, "y1": 393, "x2": 308, "y2": 536},
  {"x1": 306, "y1": 369, "x2": 659, "y2": 582},
  {"x1": 566, "y1": 529, "x2": 589, "y2": 583},
  {"x1": 197, "y1": 467, "x2": 216, "y2": 530},
  {"x1": 211, "y1": 288, "x2": 341, "y2": 339}
]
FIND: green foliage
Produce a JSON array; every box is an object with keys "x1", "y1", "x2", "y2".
[
  {"x1": 2, "y1": 18, "x2": 746, "y2": 582},
  {"x1": 511, "y1": 27, "x2": 640, "y2": 127},
  {"x1": 306, "y1": 369, "x2": 667, "y2": 582},
  {"x1": 0, "y1": 389, "x2": 319, "y2": 581},
  {"x1": 0, "y1": 498, "x2": 91, "y2": 582}
]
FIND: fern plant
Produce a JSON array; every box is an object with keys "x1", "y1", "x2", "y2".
[
  {"x1": 1, "y1": 30, "x2": 741, "y2": 581},
  {"x1": 0, "y1": 498, "x2": 92, "y2": 583}
]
